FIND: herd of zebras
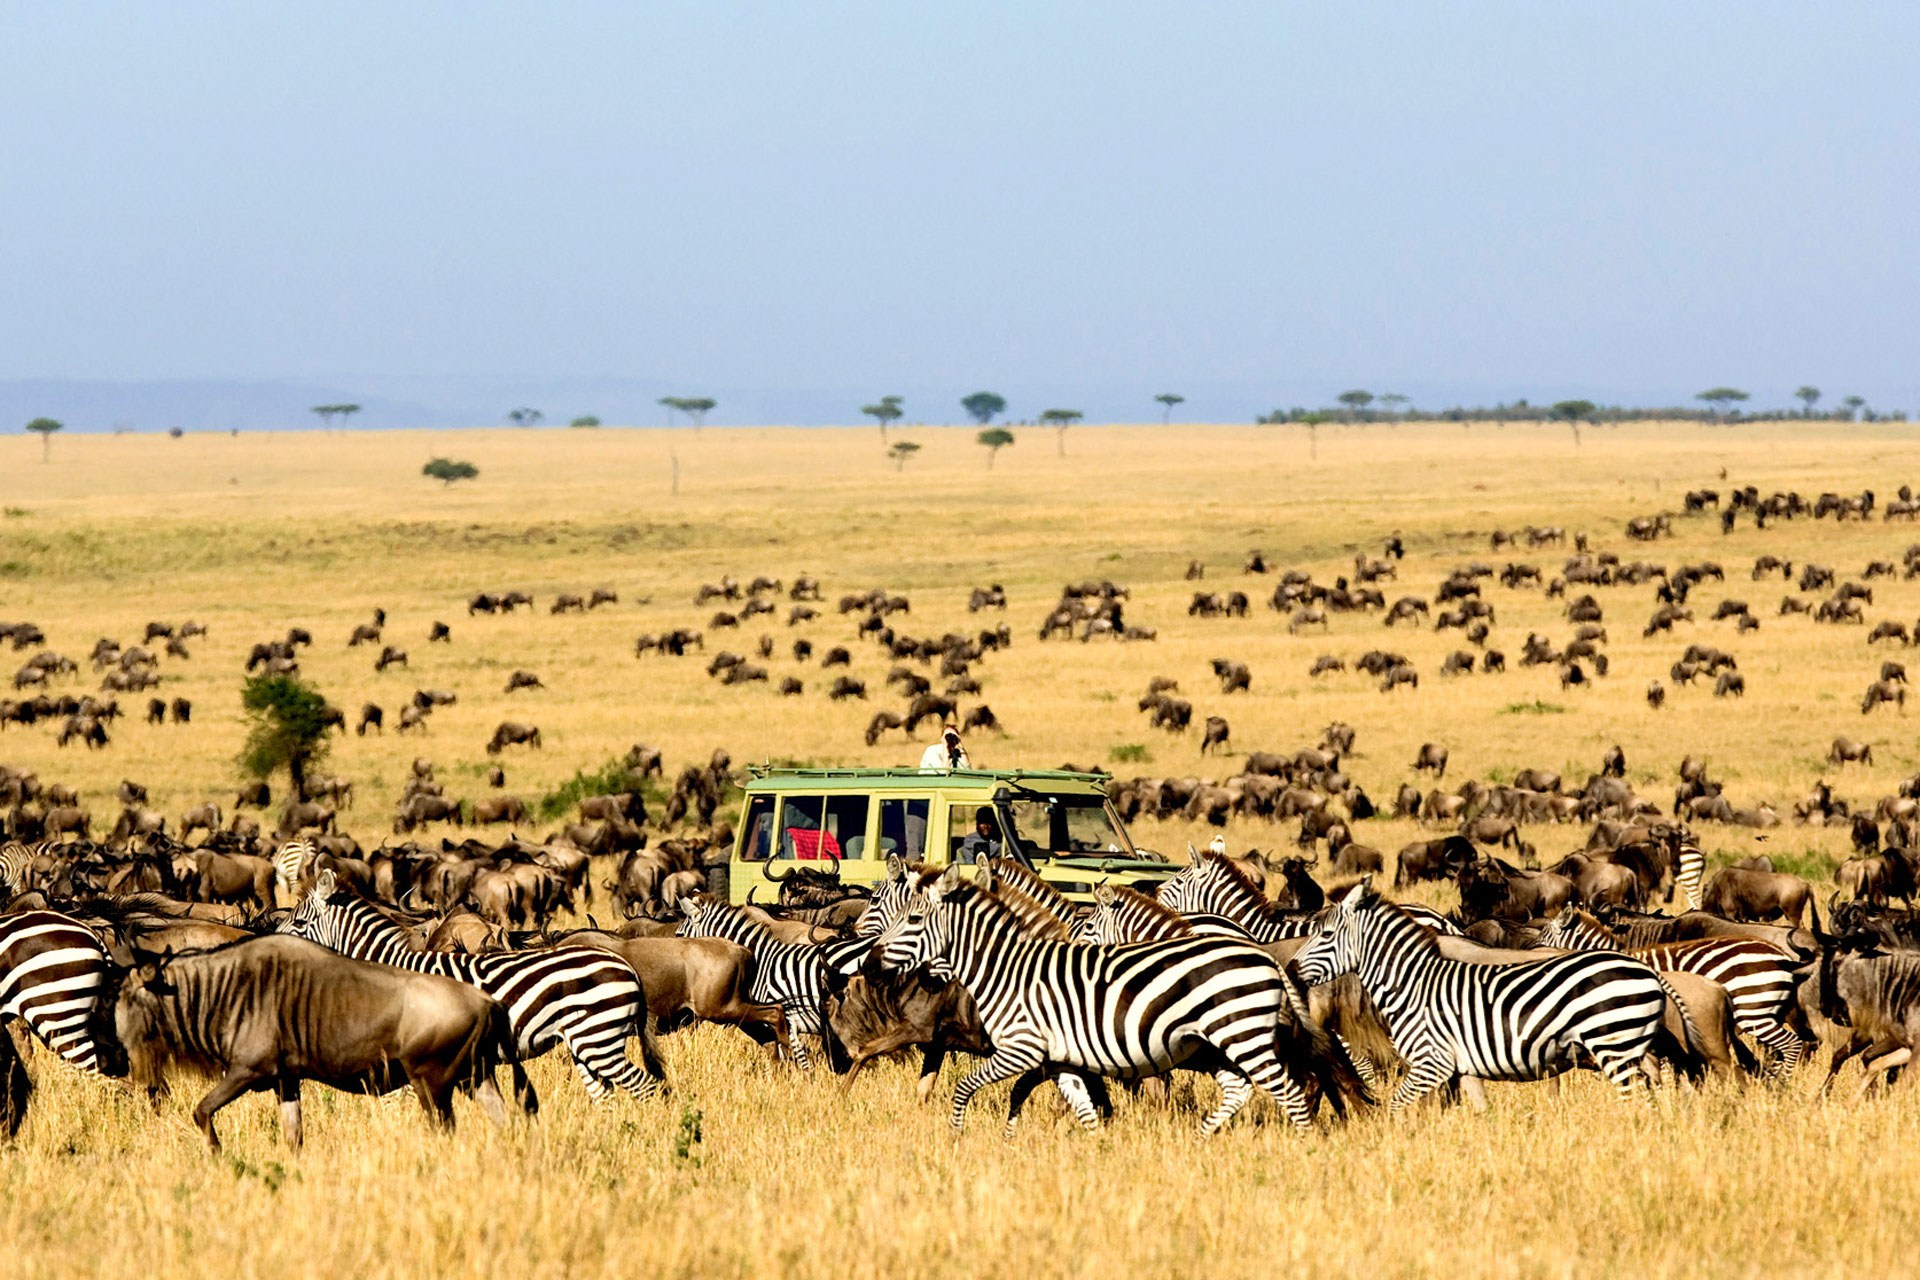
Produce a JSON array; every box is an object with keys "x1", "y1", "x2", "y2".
[{"x1": 2, "y1": 821, "x2": 1886, "y2": 1149}]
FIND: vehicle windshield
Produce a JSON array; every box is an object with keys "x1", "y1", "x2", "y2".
[{"x1": 999, "y1": 792, "x2": 1147, "y2": 861}]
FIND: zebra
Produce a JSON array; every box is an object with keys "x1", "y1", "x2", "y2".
[
  {"x1": 0, "y1": 840, "x2": 51, "y2": 896},
  {"x1": 1675, "y1": 843, "x2": 1706, "y2": 911},
  {"x1": 676, "y1": 899, "x2": 830, "y2": 1067},
  {"x1": 872, "y1": 863, "x2": 1334, "y2": 1135},
  {"x1": 1295, "y1": 882, "x2": 1668, "y2": 1110},
  {"x1": 272, "y1": 838, "x2": 315, "y2": 904},
  {"x1": 284, "y1": 869, "x2": 665, "y2": 1105},
  {"x1": 0, "y1": 911, "x2": 117, "y2": 1075},
  {"x1": 1539, "y1": 909, "x2": 1809, "y2": 1075}
]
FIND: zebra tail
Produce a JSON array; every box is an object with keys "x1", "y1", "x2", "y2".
[{"x1": 631, "y1": 1000, "x2": 671, "y2": 1091}]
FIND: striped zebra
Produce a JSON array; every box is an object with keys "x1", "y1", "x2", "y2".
[
  {"x1": 0, "y1": 840, "x2": 51, "y2": 896},
  {"x1": 1164, "y1": 855, "x2": 1464, "y2": 940},
  {"x1": 1295, "y1": 882, "x2": 1668, "y2": 1110},
  {"x1": 272, "y1": 838, "x2": 315, "y2": 904},
  {"x1": 873, "y1": 863, "x2": 1328, "y2": 1135},
  {"x1": 1675, "y1": 844, "x2": 1706, "y2": 911},
  {"x1": 284, "y1": 869, "x2": 665, "y2": 1105},
  {"x1": 1540, "y1": 909, "x2": 1808, "y2": 1075},
  {"x1": 676, "y1": 899, "x2": 829, "y2": 1067},
  {"x1": 0, "y1": 911, "x2": 117, "y2": 1075}
]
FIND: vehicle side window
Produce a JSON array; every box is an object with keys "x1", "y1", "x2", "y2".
[
  {"x1": 826, "y1": 794, "x2": 873, "y2": 859},
  {"x1": 877, "y1": 797, "x2": 930, "y2": 862},
  {"x1": 778, "y1": 795, "x2": 840, "y2": 861},
  {"x1": 740, "y1": 795, "x2": 775, "y2": 863}
]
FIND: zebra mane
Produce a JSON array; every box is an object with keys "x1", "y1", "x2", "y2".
[
  {"x1": 1101, "y1": 884, "x2": 1191, "y2": 939},
  {"x1": 1556, "y1": 909, "x2": 1626, "y2": 948},
  {"x1": 1199, "y1": 853, "x2": 1279, "y2": 917},
  {"x1": 983, "y1": 858, "x2": 1075, "y2": 922},
  {"x1": 973, "y1": 879, "x2": 1072, "y2": 941}
]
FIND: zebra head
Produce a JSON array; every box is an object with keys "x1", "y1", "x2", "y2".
[
  {"x1": 281, "y1": 868, "x2": 343, "y2": 947},
  {"x1": 873, "y1": 864, "x2": 958, "y2": 972},
  {"x1": 1536, "y1": 911, "x2": 1576, "y2": 949},
  {"x1": 1080, "y1": 882, "x2": 1123, "y2": 944},
  {"x1": 1293, "y1": 878, "x2": 1374, "y2": 985},
  {"x1": 854, "y1": 855, "x2": 914, "y2": 938},
  {"x1": 675, "y1": 896, "x2": 712, "y2": 938}
]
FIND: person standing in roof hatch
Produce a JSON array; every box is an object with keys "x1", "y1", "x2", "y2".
[{"x1": 918, "y1": 722, "x2": 971, "y2": 771}]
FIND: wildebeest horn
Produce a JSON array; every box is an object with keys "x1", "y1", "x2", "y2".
[
  {"x1": 763, "y1": 862, "x2": 796, "y2": 882},
  {"x1": 746, "y1": 884, "x2": 762, "y2": 905}
]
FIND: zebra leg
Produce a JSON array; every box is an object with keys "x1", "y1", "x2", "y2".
[
  {"x1": 1592, "y1": 1050, "x2": 1654, "y2": 1104},
  {"x1": 1041, "y1": 1071, "x2": 1103, "y2": 1132},
  {"x1": 950, "y1": 1041, "x2": 1046, "y2": 1132},
  {"x1": 1458, "y1": 1076, "x2": 1489, "y2": 1112},
  {"x1": 1389, "y1": 1058, "x2": 1455, "y2": 1114},
  {"x1": 782, "y1": 1004, "x2": 817, "y2": 1070},
  {"x1": 1752, "y1": 1020, "x2": 1807, "y2": 1078},
  {"x1": 1200, "y1": 1070, "x2": 1256, "y2": 1136}
]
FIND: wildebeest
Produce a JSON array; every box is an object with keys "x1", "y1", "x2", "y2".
[
  {"x1": 1830, "y1": 736, "x2": 1874, "y2": 766},
  {"x1": 1702, "y1": 867, "x2": 1812, "y2": 927},
  {"x1": 1412, "y1": 743, "x2": 1448, "y2": 779},
  {"x1": 486, "y1": 722, "x2": 542, "y2": 754},
  {"x1": 106, "y1": 935, "x2": 514, "y2": 1152},
  {"x1": 1863, "y1": 680, "x2": 1906, "y2": 715}
]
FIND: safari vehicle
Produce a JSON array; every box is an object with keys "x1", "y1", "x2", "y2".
[{"x1": 725, "y1": 766, "x2": 1170, "y2": 906}]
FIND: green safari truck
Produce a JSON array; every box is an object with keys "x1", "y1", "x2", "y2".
[{"x1": 725, "y1": 766, "x2": 1171, "y2": 906}]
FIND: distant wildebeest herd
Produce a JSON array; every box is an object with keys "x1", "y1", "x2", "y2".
[{"x1": 4, "y1": 473, "x2": 1920, "y2": 1148}]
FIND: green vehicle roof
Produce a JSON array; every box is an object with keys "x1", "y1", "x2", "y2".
[{"x1": 742, "y1": 766, "x2": 1112, "y2": 793}]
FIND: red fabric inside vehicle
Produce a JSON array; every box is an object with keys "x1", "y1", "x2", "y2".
[{"x1": 788, "y1": 828, "x2": 843, "y2": 860}]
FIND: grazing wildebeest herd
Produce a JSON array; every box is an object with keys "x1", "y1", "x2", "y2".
[{"x1": 8, "y1": 473, "x2": 1920, "y2": 1154}]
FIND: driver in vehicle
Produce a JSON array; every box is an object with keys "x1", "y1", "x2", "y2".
[{"x1": 957, "y1": 806, "x2": 1001, "y2": 864}]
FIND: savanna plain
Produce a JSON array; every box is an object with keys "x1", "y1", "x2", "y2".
[{"x1": 2, "y1": 420, "x2": 1918, "y2": 1279}]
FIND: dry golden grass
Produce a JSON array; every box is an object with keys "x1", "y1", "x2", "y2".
[{"x1": 4, "y1": 420, "x2": 1920, "y2": 1277}]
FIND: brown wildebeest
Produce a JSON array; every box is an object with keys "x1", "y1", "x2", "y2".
[
  {"x1": 1836, "y1": 848, "x2": 1918, "y2": 909},
  {"x1": 1702, "y1": 867, "x2": 1811, "y2": 926},
  {"x1": 472, "y1": 796, "x2": 529, "y2": 826},
  {"x1": 1829, "y1": 736, "x2": 1873, "y2": 766},
  {"x1": 107, "y1": 935, "x2": 513, "y2": 1152},
  {"x1": 1863, "y1": 680, "x2": 1906, "y2": 715},
  {"x1": 504, "y1": 670, "x2": 544, "y2": 693},
  {"x1": 1200, "y1": 716, "x2": 1230, "y2": 755},
  {"x1": 1412, "y1": 742, "x2": 1448, "y2": 778},
  {"x1": 486, "y1": 722, "x2": 542, "y2": 754},
  {"x1": 558, "y1": 932, "x2": 793, "y2": 1059},
  {"x1": 357, "y1": 703, "x2": 384, "y2": 736}
]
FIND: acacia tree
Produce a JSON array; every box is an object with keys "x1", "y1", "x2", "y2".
[
  {"x1": 976, "y1": 427, "x2": 1014, "y2": 469},
  {"x1": 862, "y1": 395, "x2": 904, "y2": 443},
  {"x1": 1795, "y1": 386, "x2": 1821, "y2": 417},
  {"x1": 658, "y1": 396, "x2": 686, "y2": 425},
  {"x1": 239, "y1": 674, "x2": 333, "y2": 802},
  {"x1": 422, "y1": 457, "x2": 479, "y2": 486},
  {"x1": 1154, "y1": 393, "x2": 1184, "y2": 424},
  {"x1": 1296, "y1": 411, "x2": 1329, "y2": 461},
  {"x1": 1841, "y1": 395, "x2": 1867, "y2": 421},
  {"x1": 961, "y1": 392, "x2": 1007, "y2": 425},
  {"x1": 888, "y1": 440, "x2": 921, "y2": 472},
  {"x1": 1696, "y1": 388, "x2": 1749, "y2": 421},
  {"x1": 1039, "y1": 408, "x2": 1082, "y2": 455},
  {"x1": 570, "y1": 415, "x2": 601, "y2": 428},
  {"x1": 1336, "y1": 390, "x2": 1374, "y2": 422},
  {"x1": 1379, "y1": 393, "x2": 1410, "y2": 419},
  {"x1": 507, "y1": 406, "x2": 544, "y2": 427},
  {"x1": 681, "y1": 397, "x2": 716, "y2": 428},
  {"x1": 24, "y1": 417, "x2": 62, "y2": 463},
  {"x1": 1551, "y1": 399, "x2": 1596, "y2": 448}
]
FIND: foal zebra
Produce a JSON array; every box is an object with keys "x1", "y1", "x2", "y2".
[
  {"x1": 0, "y1": 911, "x2": 116, "y2": 1075},
  {"x1": 0, "y1": 840, "x2": 51, "y2": 896},
  {"x1": 1295, "y1": 883, "x2": 1667, "y2": 1110},
  {"x1": 676, "y1": 899, "x2": 829, "y2": 1067},
  {"x1": 272, "y1": 838, "x2": 315, "y2": 903},
  {"x1": 284, "y1": 870, "x2": 665, "y2": 1105},
  {"x1": 874, "y1": 864, "x2": 1327, "y2": 1135},
  {"x1": 1539, "y1": 909, "x2": 1808, "y2": 1075}
]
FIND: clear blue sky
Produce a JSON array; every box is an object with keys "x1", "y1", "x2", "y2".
[{"x1": 3, "y1": 1, "x2": 1916, "y2": 425}]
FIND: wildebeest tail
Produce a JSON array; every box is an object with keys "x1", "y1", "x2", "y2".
[{"x1": 1277, "y1": 965, "x2": 1373, "y2": 1117}]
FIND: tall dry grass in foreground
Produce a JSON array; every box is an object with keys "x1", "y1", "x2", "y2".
[{"x1": 3, "y1": 420, "x2": 1920, "y2": 1275}]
